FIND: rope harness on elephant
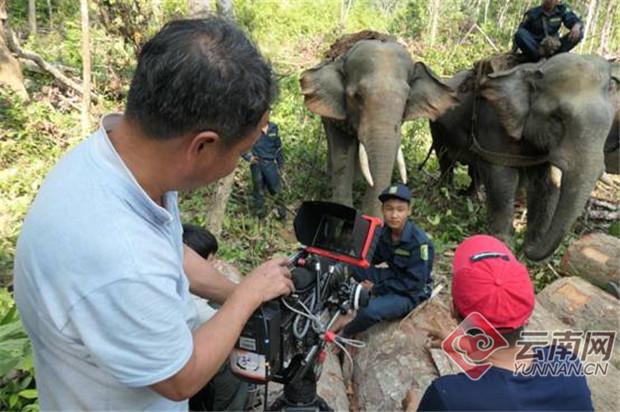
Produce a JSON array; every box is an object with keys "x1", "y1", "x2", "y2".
[{"x1": 468, "y1": 59, "x2": 550, "y2": 168}]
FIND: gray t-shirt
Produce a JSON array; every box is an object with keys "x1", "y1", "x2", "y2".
[{"x1": 14, "y1": 114, "x2": 199, "y2": 411}]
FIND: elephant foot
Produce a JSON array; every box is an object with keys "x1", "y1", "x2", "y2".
[{"x1": 523, "y1": 243, "x2": 553, "y2": 262}]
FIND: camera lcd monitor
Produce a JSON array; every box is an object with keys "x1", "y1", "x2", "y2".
[{"x1": 312, "y1": 215, "x2": 357, "y2": 257}]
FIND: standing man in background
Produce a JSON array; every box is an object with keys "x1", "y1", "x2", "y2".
[{"x1": 244, "y1": 121, "x2": 287, "y2": 220}]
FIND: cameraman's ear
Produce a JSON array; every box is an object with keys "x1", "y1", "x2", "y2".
[{"x1": 187, "y1": 131, "x2": 220, "y2": 159}]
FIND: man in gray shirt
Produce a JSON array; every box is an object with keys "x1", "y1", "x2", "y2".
[{"x1": 14, "y1": 17, "x2": 293, "y2": 410}]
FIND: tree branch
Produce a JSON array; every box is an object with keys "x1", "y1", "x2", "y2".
[{"x1": 5, "y1": 25, "x2": 99, "y2": 103}]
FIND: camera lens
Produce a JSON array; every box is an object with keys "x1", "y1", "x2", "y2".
[{"x1": 351, "y1": 284, "x2": 370, "y2": 310}]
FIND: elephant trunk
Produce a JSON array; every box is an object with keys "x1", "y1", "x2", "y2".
[
  {"x1": 524, "y1": 154, "x2": 604, "y2": 261},
  {"x1": 359, "y1": 133, "x2": 401, "y2": 216}
]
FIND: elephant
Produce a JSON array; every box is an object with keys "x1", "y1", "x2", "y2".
[
  {"x1": 300, "y1": 34, "x2": 457, "y2": 217},
  {"x1": 604, "y1": 61, "x2": 619, "y2": 174},
  {"x1": 429, "y1": 53, "x2": 616, "y2": 261}
]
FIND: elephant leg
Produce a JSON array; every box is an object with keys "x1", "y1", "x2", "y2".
[
  {"x1": 437, "y1": 144, "x2": 455, "y2": 186},
  {"x1": 478, "y1": 161, "x2": 519, "y2": 243},
  {"x1": 456, "y1": 164, "x2": 480, "y2": 197},
  {"x1": 324, "y1": 120, "x2": 356, "y2": 207},
  {"x1": 524, "y1": 165, "x2": 560, "y2": 246}
]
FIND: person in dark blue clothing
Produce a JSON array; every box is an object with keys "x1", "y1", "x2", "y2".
[
  {"x1": 514, "y1": 0, "x2": 583, "y2": 62},
  {"x1": 243, "y1": 121, "x2": 286, "y2": 219},
  {"x1": 338, "y1": 183, "x2": 434, "y2": 338},
  {"x1": 412, "y1": 235, "x2": 593, "y2": 411}
]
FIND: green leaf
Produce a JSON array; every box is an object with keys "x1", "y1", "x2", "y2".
[
  {"x1": 0, "y1": 320, "x2": 27, "y2": 341},
  {"x1": 18, "y1": 389, "x2": 38, "y2": 399},
  {"x1": 9, "y1": 394, "x2": 18, "y2": 409},
  {"x1": 0, "y1": 306, "x2": 18, "y2": 325}
]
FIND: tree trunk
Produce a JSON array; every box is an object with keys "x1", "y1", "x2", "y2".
[
  {"x1": 188, "y1": 0, "x2": 211, "y2": 18},
  {"x1": 483, "y1": 0, "x2": 490, "y2": 24},
  {"x1": 560, "y1": 233, "x2": 620, "y2": 293},
  {"x1": 199, "y1": 0, "x2": 235, "y2": 237},
  {"x1": 216, "y1": 0, "x2": 234, "y2": 19},
  {"x1": 428, "y1": 0, "x2": 440, "y2": 47},
  {"x1": 581, "y1": 0, "x2": 598, "y2": 52},
  {"x1": 28, "y1": 0, "x2": 36, "y2": 36},
  {"x1": 47, "y1": 0, "x2": 52, "y2": 30},
  {"x1": 598, "y1": 0, "x2": 616, "y2": 55},
  {"x1": 80, "y1": 0, "x2": 91, "y2": 136},
  {"x1": 497, "y1": 1, "x2": 512, "y2": 31},
  {"x1": 0, "y1": 0, "x2": 28, "y2": 98},
  {"x1": 205, "y1": 174, "x2": 235, "y2": 237},
  {"x1": 588, "y1": 0, "x2": 602, "y2": 53},
  {"x1": 152, "y1": 0, "x2": 162, "y2": 26},
  {"x1": 537, "y1": 276, "x2": 620, "y2": 370}
]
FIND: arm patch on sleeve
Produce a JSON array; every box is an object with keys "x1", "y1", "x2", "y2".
[{"x1": 420, "y1": 244, "x2": 429, "y2": 261}]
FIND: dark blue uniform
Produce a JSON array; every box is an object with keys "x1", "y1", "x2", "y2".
[
  {"x1": 243, "y1": 122, "x2": 285, "y2": 218},
  {"x1": 514, "y1": 3, "x2": 582, "y2": 62},
  {"x1": 342, "y1": 219, "x2": 434, "y2": 337}
]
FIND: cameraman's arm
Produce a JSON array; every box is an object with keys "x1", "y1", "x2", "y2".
[
  {"x1": 183, "y1": 245, "x2": 236, "y2": 304},
  {"x1": 152, "y1": 258, "x2": 294, "y2": 401}
]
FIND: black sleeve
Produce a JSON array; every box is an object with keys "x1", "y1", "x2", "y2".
[
  {"x1": 518, "y1": 10, "x2": 533, "y2": 31},
  {"x1": 561, "y1": 4, "x2": 581, "y2": 29},
  {"x1": 417, "y1": 382, "x2": 446, "y2": 411}
]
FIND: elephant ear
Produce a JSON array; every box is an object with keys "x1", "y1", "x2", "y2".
[
  {"x1": 479, "y1": 63, "x2": 540, "y2": 140},
  {"x1": 300, "y1": 59, "x2": 346, "y2": 120},
  {"x1": 404, "y1": 62, "x2": 458, "y2": 121}
]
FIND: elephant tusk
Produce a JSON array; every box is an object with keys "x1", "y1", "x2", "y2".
[
  {"x1": 550, "y1": 165, "x2": 563, "y2": 188},
  {"x1": 397, "y1": 146, "x2": 407, "y2": 183},
  {"x1": 358, "y1": 143, "x2": 374, "y2": 187}
]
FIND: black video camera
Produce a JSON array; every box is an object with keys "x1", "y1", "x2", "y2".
[{"x1": 229, "y1": 202, "x2": 382, "y2": 387}]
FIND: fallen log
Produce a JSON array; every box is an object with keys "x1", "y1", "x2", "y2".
[
  {"x1": 351, "y1": 289, "x2": 619, "y2": 412},
  {"x1": 537, "y1": 277, "x2": 620, "y2": 371},
  {"x1": 529, "y1": 301, "x2": 620, "y2": 412},
  {"x1": 352, "y1": 293, "x2": 456, "y2": 411},
  {"x1": 560, "y1": 233, "x2": 620, "y2": 294}
]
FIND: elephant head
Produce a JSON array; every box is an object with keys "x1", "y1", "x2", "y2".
[
  {"x1": 300, "y1": 39, "x2": 456, "y2": 216},
  {"x1": 480, "y1": 53, "x2": 615, "y2": 260}
]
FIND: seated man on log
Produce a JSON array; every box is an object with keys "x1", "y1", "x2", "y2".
[
  {"x1": 416, "y1": 235, "x2": 593, "y2": 411},
  {"x1": 513, "y1": 0, "x2": 583, "y2": 62},
  {"x1": 337, "y1": 184, "x2": 434, "y2": 338}
]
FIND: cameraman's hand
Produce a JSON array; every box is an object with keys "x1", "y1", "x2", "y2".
[{"x1": 240, "y1": 257, "x2": 294, "y2": 305}]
